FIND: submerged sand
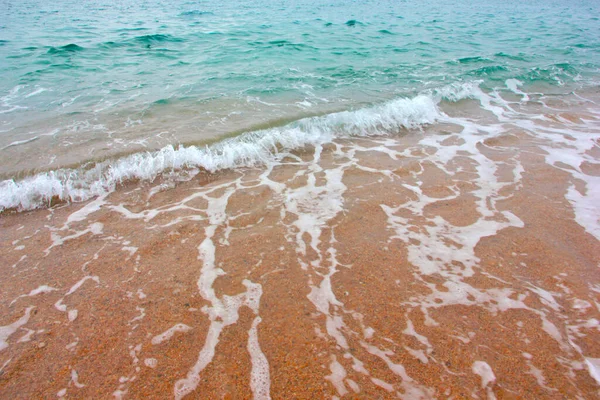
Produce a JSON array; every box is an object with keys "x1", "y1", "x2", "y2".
[{"x1": 1, "y1": 94, "x2": 600, "y2": 399}]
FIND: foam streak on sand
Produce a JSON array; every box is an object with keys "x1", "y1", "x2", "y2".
[
  {"x1": 268, "y1": 141, "x2": 436, "y2": 397},
  {"x1": 0, "y1": 307, "x2": 34, "y2": 352},
  {"x1": 151, "y1": 324, "x2": 192, "y2": 345},
  {"x1": 174, "y1": 180, "x2": 269, "y2": 400},
  {"x1": 472, "y1": 361, "x2": 497, "y2": 400}
]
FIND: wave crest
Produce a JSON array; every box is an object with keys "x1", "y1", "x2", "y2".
[{"x1": 0, "y1": 83, "x2": 486, "y2": 212}]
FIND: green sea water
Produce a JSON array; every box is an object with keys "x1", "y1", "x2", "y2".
[{"x1": 0, "y1": 0, "x2": 599, "y2": 209}]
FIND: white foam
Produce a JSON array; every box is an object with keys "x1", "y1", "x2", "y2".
[
  {"x1": 71, "y1": 369, "x2": 85, "y2": 388},
  {"x1": 371, "y1": 377, "x2": 394, "y2": 392},
  {"x1": 112, "y1": 388, "x2": 127, "y2": 399},
  {"x1": 64, "y1": 195, "x2": 107, "y2": 226},
  {"x1": 54, "y1": 276, "x2": 100, "y2": 315},
  {"x1": 361, "y1": 342, "x2": 433, "y2": 398},
  {"x1": 2, "y1": 78, "x2": 592, "y2": 396},
  {"x1": 0, "y1": 105, "x2": 27, "y2": 114},
  {"x1": 46, "y1": 223, "x2": 104, "y2": 254},
  {"x1": 247, "y1": 316, "x2": 271, "y2": 400},
  {"x1": 25, "y1": 87, "x2": 48, "y2": 98},
  {"x1": 151, "y1": 324, "x2": 192, "y2": 345},
  {"x1": 505, "y1": 79, "x2": 530, "y2": 102},
  {"x1": 10, "y1": 285, "x2": 57, "y2": 306},
  {"x1": 432, "y1": 80, "x2": 483, "y2": 102},
  {"x1": 11, "y1": 255, "x2": 27, "y2": 269},
  {"x1": 325, "y1": 356, "x2": 348, "y2": 397},
  {"x1": 173, "y1": 179, "x2": 270, "y2": 399},
  {"x1": 522, "y1": 355, "x2": 555, "y2": 391},
  {"x1": 585, "y1": 358, "x2": 600, "y2": 385},
  {"x1": 0, "y1": 307, "x2": 34, "y2": 352},
  {"x1": 2, "y1": 136, "x2": 39, "y2": 150},
  {"x1": 66, "y1": 341, "x2": 78, "y2": 351},
  {"x1": 68, "y1": 310, "x2": 78, "y2": 322},
  {"x1": 17, "y1": 328, "x2": 35, "y2": 343},
  {"x1": 0, "y1": 358, "x2": 12, "y2": 375},
  {"x1": 0, "y1": 93, "x2": 442, "y2": 212},
  {"x1": 567, "y1": 183, "x2": 600, "y2": 240},
  {"x1": 520, "y1": 115, "x2": 600, "y2": 240},
  {"x1": 472, "y1": 361, "x2": 497, "y2": 400},
  {"x1": 131, "y1": 306, "x2": 146, "y2": 323},
  {"x1": 472, "y1": 361, "x2": 496, "y2": 387},
  {"x1": 112, "y1": 343, "x2": 142, "y2": 396},
  {"x1": 346, "y1": 379, "x2": 360, "y2": 393},
  {"x1": 28, "y1": 285, "x2": 57, "y2": 296}
]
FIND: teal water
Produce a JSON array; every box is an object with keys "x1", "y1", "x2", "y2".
[{"x1": 1, "y1": 0, "x2": 599, "y2": 209}]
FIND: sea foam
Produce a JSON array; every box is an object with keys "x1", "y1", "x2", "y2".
[{"x1": 0, "y1": 87, "x2": 466, "y2": 212}]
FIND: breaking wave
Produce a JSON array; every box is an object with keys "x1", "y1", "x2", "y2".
[{"x1": 0, "y1": 82, "x2": 482, "y2": 211}]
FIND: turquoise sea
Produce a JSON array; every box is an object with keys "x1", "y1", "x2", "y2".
[{"x1": 0, "y1": 0, "x2": 599, "y2": 210}]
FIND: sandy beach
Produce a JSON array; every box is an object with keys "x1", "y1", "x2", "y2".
[{"x1": 1, "y1": 92, "x2": 599, "y2": 399}]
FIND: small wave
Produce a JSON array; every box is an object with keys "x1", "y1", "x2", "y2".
[
  {"x1": 24, "y1": 87, "x2": 48, "y2": 98},
  {"x1": 47, "y1": 44, "x2": 85, "y2": 55},
  {"x1": 457, "y1": 56, "x2": 491, "y2": 64},
  {"x1": 0, "y1": 105, "x2": 28, "y2": 114},
  {"x1": 468, "y1": 65, "x2": 509, "y2": 78},
  {"x1": 269, "y1": 40, "x2": 290, "y2": 47},
  {"x1": 494, "y1": 52, "x2": 528, "y2": 62},
  {"x1": 2, "y1": 136, "x2": 39, "y2": 150},
  {"x1": 153, "y1": 98, "x2": 171, "y2": 105},
  {"x1": 0, "y1": 85, "x2": 485, "y2": 211},
  {"x1": 519, "y1": 63, "x2": 579, "y2": 84},
  {"x1": 345, "y1": 20, "x2": 363, "y2": 27},
  {"x1": 134, "y1": 34, "x2": 185, "y2": 45},
  {"x1": 100, "y1": 41, "x2": 131, "y2": 49},
  {"x1": 430, "y1": 80, "x2": 483, "y2": 102},
  {"x1": 0, "y1": 82, "x2": 485, "y2": 212},
  {"x1": 263, "y1": 40, "x2": 311, "y2": 51},
  {"x1": 179, "y1": 10, "x2": 214, "y2": 17},
  {"x1": 116, "y1": 27, "x2": 149, "y2": 33}
]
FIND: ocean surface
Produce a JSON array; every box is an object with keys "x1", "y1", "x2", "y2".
[{"x1": 1, "y1": 0, "x2": 599, "y2": 210}]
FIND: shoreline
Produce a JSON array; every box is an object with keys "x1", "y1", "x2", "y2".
[
  {"x1": 1, "y1": 100, "x2": 599, "y2": 397},
  {"x1": 4, "y1": 81, "x2": 598, "y2": 214}
]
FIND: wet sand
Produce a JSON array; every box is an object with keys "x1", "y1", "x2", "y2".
[{"x1": 1, "y1": 98, "x2": 600, "y2": 399}]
